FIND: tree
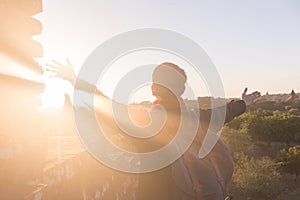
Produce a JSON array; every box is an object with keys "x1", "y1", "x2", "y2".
[
  {"x1": 246, "y1": 115, "x2": 279, "y2": 146},
  {"x1": 277, "y1": 146, "x2": 300, "y2": 178},
  {"x1": 221, "y1": 126, "x2": 253, "y2": 154},
  {"x1": 230, "y1": 110, "x2": 300, "y2": 147},
  {"x1": 231, "y1": 153, "x2": 283, "y2": 199},
  {"x1": 283, "y1": 115, "x2": 300, "y2": 148}
]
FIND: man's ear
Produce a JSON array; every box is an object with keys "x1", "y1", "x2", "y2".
[{"x1": 151, "y1": 84, "x2": 156, "y2": 96}]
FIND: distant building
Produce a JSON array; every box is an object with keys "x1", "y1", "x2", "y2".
[{"x1": 286, "y1": 89, "x2": 299, "y2": 101}]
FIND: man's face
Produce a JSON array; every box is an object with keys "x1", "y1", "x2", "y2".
[{"x1": 152, "y1": 64, "x2": 186, "y2": 99}]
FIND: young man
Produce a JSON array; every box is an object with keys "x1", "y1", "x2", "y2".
[{"x1": 47, "y1": 60, "x2": 260, "y2": 200}]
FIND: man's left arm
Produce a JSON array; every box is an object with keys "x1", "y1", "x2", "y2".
[
  {"x1": 199, "y1": 88, "x2": 260, "y2": 130},
  {"x1": 224, "y1": 100, "x2": 246, "y2": 124}
]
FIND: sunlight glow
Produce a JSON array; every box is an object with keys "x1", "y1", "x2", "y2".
[
  {"x1": 0, "y1": 53, "x2": 71, "y2": 109},
  {"x1": 36, "y1": 78, "x2": 67, "y2": 109},
  {"x1": 0, "y1": 53, "x2": 44, "y2": 83}
]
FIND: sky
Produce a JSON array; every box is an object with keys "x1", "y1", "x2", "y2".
[{"x1": 35, "y1": 0, "x2": 300, "y2": 104}]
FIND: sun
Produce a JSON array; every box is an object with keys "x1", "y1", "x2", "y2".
[
  {"x1": 35, "y1": 54, "x2": 77, "y2": 109},
  {"x1": 37, "y1": 78, "x2": 68, "y2": 109}
]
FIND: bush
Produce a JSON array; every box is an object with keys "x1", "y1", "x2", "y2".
[
  {"x1": 221, "y1": 126, "x2": 253, "y2": 154},
  {"x1": 227, "y1": 110, "x2": 300, "y2": 147},
  {"x1": 230, "y1": 153, "x2": 283, "y2": 199},
  {"x1": 277, "y1": 146, "x2": 300, "y2": 178}
]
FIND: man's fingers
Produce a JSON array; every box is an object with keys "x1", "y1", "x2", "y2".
[
  {"x1": 46, "y1": 62, "x2": 61, "y2": 69},
  {"x1": 52, "y1": 60, "x2": 65, "y2": 67},
  {"x1": 252, "y1": 91, "x2": 261, "y2": 97},
  {"x1": 49, "y1": 75, "x2": 56, "y2": 78},
  {"x1": 49, "y1": 73, "x2": 65, "y2": 78},
  {"x1": 45, "y1": 65, "x2": 59, "y2": 72},
  {"x1": 45, "y1": 69, "x2": 58, "y2": 75},
  {"x1": 249, "y1": 91, "x2": 260, "y2": 96},
  {"x1": 242, "y1": 87, "x2": 248, "y2": 99},
  {"x1": 66, "y1": 58, "x2": 72, "y2": 65}
]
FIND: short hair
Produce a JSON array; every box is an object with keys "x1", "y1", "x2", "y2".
[{"x1": 152, "y1": 62, "x2": 187, "y2": 99}]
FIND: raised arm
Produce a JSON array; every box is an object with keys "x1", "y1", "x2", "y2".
[
  {"x1": 242, "y1": 87, "x2": 261, "y2": 106},
  {"x1": 199, "y1": 88, "x2": 260, "y2": 130},
  {"x1": 46, "y1": 59, "x2": 172, "y2": 149},
  {"x1": 46, "y1": 59, "x2": 104, "y2": 96},
  {"x1": 199, "y1": 100, "x2": 245, "y2": 126}
]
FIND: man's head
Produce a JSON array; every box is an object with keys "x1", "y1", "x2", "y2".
[{"x1": 152, "y1": 62, "x2": 187, "y2": 99}]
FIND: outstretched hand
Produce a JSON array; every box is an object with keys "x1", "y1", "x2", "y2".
[
  {"x1": 46, "y1": 58, "x2": 76, "y2": 85},
  {"x1": 242, "y1": 88, "x2": 261, "y2": 106}
]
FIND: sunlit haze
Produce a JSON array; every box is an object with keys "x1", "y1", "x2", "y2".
[{"x1": 35, "y1": 0, "x2": 300, "y2": 106}]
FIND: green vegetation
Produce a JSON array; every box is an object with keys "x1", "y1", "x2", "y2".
[
  {"x1": 248, "y1": 99, "x2": 300, "y2": 114},
  {"x1": 227, "y1": 108, "x2": 300, "y2": 148},
  {"x1": 277, "y1": 146, "x2": 300, "y2": 178},
  {"x1": 220, "y1": 98, "x2": 300, "y2": 199},
  {"x1": 231, "y1": 153, "x2": 283, "y2": 199}
]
